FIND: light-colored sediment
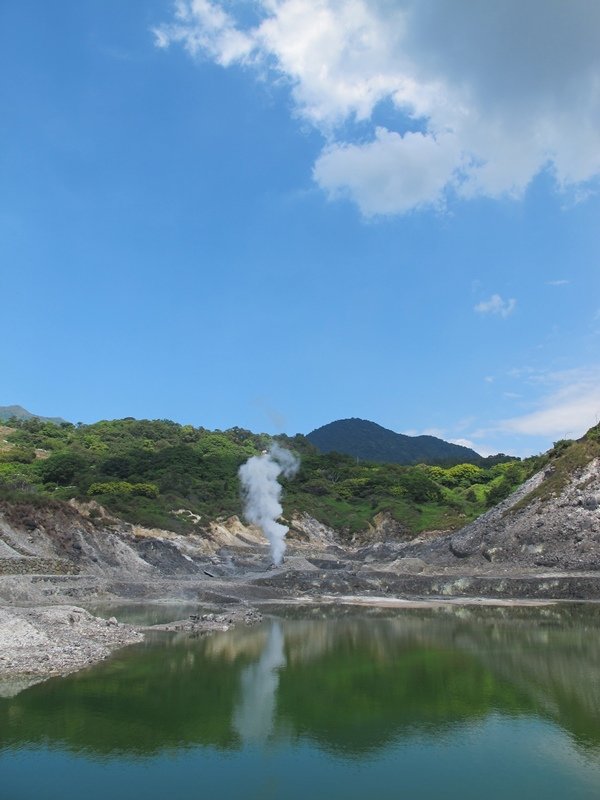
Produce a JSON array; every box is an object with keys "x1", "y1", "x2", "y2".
[
  {"x1": 320, "y1": 594, "x2": 556, "y2": 608},
  {"x1": 0, "y1": 605, "x2": 142, "y2": 696}
]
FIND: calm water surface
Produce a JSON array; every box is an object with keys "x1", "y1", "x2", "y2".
[{"x1": 2, "y1": 604, "x2": 600, "y2": 799}]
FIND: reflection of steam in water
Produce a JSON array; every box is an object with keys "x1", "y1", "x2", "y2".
[
  {"x1": 233, "y1": 622, "x2": 286, "y2": 744},
  {"x1": 200, "y1": 607, "x2": 600, "y2": 755}
]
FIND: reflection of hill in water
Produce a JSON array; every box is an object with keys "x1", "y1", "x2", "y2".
[{"x1": 1, "y1": 606, "x2": 600, "y2": 758}]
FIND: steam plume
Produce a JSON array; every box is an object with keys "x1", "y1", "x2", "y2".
[{"x1": 238, "y1": 443, "x2": 300, "y2": 564}]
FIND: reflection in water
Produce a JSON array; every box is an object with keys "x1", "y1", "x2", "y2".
[
  {"x1": 84, "y1": 603, "x2": 204, "y2": 627},
  {"x1": 233, "y1": 622, "x2": 285, "y2": 744},
  {"x1": 2, "y1": 606, "x2": 600, "y2": 799}
]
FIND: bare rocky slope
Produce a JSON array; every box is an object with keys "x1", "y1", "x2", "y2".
[
  {"x1": 403, "y1": 431, "x2": 600, "y2": 574},
  {"x1": 446, "y1": 459, "x2": 600, "y2": 569}
]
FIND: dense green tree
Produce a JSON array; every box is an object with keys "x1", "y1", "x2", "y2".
[
  {"x1": 398, "y1": 468, "x2": 443, "y2": 503},
  {"x1": 38, "y1": 453, "x2": 89, "y2": 485}
]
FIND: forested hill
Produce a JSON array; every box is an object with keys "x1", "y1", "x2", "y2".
[
  {"x1": 307, "y1": 418, "x2": 491, "y2": 465},
  {"x1": 0, "y1": 416, "x2": 536, "y2": 539}
]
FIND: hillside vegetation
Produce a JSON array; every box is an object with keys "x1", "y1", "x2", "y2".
[{"x1": 0, "y1": 417, "x2": 539, "y2": 539}]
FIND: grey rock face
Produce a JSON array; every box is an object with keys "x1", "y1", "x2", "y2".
[
  {"x1": 408, "y1": 458, "x2": 600, "y2": 573},
  {"x1": 582, "y1": 495, "x2": 599, "y2": 511},
  {"x1": 388, "y1": 557, "x2": 426, "y2": 573},
  {"x1": 449, "y1": 529, "x2": 483, "y2": 558}
]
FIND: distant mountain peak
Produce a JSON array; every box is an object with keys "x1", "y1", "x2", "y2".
[
  {"x1": 0, "y1": 405, "x2": 66, "y2": 425},
  {"x1": 306, "y1": 418, "x2": 484, "y2": 465}
]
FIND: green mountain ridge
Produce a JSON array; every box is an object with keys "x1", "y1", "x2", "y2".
[
  {"x1": 1, "y1": 407, "x2": 511, "y2": 467},
  {"x1": 307, "y1": 417, "x2": 511, "y2": 466}
]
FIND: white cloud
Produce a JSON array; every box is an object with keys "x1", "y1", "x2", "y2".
[
  {"x1": 546, "y1": 279, "x2": 570, "y2": 286},
  {"x1": 154, "y1": 0, "x2": 253, "y2": 65},
  {"x1": 402, "y1": 425, "x2": 499, "y2": 456},
  {"x1": 421, "y1": 427, "x2": 445, "y2": 438},
  {"x1": 407, "y1": 368, "x2": 600, "y2": 455},
  {"x1": 448, "y1": 438, "x2": 496, "y2": 458},
  {"x1": 466, "y1": 368, "x2": 600, "y2": 443},
  {"x1": 404, "y1": 428, "x2": 497, "y2": 457},
  {"x1": 156, "y1": 0, "x2": 600, "y2": 216},
  {"x1": 498, "y1": 370, "x2": 600, "y2": 438},
  {"x1": 314, "y1": 128, "x2": 459, "y2": 215},
  {"x1": 474, "y1": 294, "x2": 516, "y2": 318},
  {"x1": 448, "y1": 437, "x2": 473, "y2": 448}
]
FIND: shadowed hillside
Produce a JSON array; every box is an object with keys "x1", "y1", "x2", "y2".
[{"x1": 307, "y1": 418, "x2": 509, "y2": 466}]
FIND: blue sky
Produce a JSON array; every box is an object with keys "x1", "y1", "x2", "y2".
[{"x1": 2, "y1": 0, "x2": 600, "y2": 457}]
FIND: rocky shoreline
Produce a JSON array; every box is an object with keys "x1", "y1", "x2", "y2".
[
  {"x1": 144, "y1": 606, "x2": 264, "y2": 633},
  {"x1": 0, "y1": 605, "x2": 142, "y2": 696},
  {"x1": 0, "y1": 597, "x2": 274, "y2": 693}
]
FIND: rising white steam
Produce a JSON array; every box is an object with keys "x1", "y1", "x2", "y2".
[{"x1": 238, "y1": 444, "x2": 300, "y2": 564}]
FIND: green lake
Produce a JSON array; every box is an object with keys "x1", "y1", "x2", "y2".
[{"x1": 2, "y1": 604, "x2": 600, "y2": 799}]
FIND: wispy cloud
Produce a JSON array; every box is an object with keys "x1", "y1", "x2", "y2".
[
  {"x1": 499, "y1": 376, "x2": 600, "y2": 438},
  {"x1": 404, "y1": 426, "x2": 497, "y2": 457},
  {"x1": 421, "y1": 427, "x2": 445, "y2": 438},
  {"x1": 156, "y1": 1, "x2": 600, "y2": 216},
  {"x1": 474, "y1": 294, "x2": 516, "y2": 318},
  {"x1": 448, "y1": 438, "x2": 497, "y2": 458},
  {"x1": 479, "y1": 367, "x2": 600, "y2": 439},
  {"x1": 546, "y1": 279, "x2": 570, "y2": 286}
]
